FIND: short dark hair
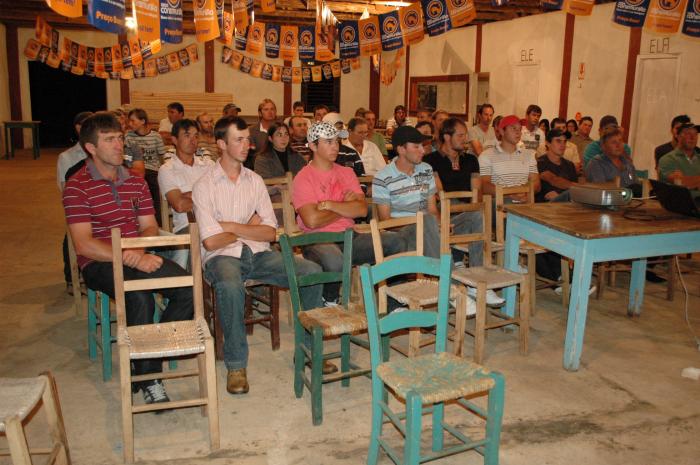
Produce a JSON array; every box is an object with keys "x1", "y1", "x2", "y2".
[
  {"x1": 415, "y1": 121, "x2": 434, "y2": 134},
  {"x1": 566, "y1": 119, "x2": 578, "y2": 131},
  {"x1": 313, "y1": 104, "x2": 329, "y2": 114},
  {"x1": 292, "y1": 101, "x2": 304, "y2": 109},
  {"x1": 580, "y1": 116, "x2": 593, "y2": 124},
  {"x1": 128, "y1": 108, "x2": 148, "y2": 123},
  {"x1": 167, "y1": 102, "x2": 184, "y2": 114},
  {"x1": 289, "y1": 115, "x2": 307, "y2": 127},
  {"x1": 214, "y1": 116, "x2": 248, "y2": 142},
  {"x1": 73, "y1": 111, "x2": 94, "y2": 128},
  {"x1": 394, "y1": 105, "x2": 406, "y2": 113},
  {"x1": 172, "y1": 118, "x2": 200, "y2": 137},
  {"x1": 671, "y1": 114, "x2": 691, "y2": 128},
  {"x1": 348, "y1": 117, "x2": 367, "y2": 131},
  {"x1": 267, "y1": 121, "x2": 290, "y2": 140},
  {"x1": 600, "y1": 127, "x2": 622, "y2": 144},
  {"x1": 526, "y1": 104, "x2": 542, "y2": 116},
  {"x1": 439, "y1": 117, "x2": 467, "y2": 143},
  {"x1": 550, "y1": 117, "x2": 566, "y2": 128},
  {"x1": 479, "y1": 103, "x2": 494, "y2": 115},
  {"x1": 79, "y1": 111, "x2": 122, "y2": 154}
]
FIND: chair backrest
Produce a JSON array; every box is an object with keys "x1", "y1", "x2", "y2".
[
  {"x1": 439, "y1": 192, "x2": 493, "y2": 265},
  {"x1": 359, "y1": 255, "x2": 453, "y2": 365},
  {"x1": 280, "y1": 229, "x2": 353, "y2": 314},
  {"x1": 111, "y1": 226, "x2": 203, "y2": 329},
  {"x1": 281, "y1": 171, "x2": 303, "y2": 237},
  {"x1": 160, "y1": 195, "x2": 173, "y2": 232},
  {"x1": 263, "y1": 173, "x2": 292, "y2": 240},
  {"x1": 369, "y1": 211, "x2": 424, "y2": 263},
  {"x1": 494, "y1": 181, "x2": 534, "y2": 243}
]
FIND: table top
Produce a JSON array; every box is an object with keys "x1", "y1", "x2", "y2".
[
  {"x1": 4, "y1": 121, "x2": 41, "y2": 125},
  {"x1": 505, "y1": 201, "x2": 700, "y2": 239}
]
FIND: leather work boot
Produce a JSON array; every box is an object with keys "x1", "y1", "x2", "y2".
[
  {"x1": 227, "y1": 368, "x2": 249, "y2": 395},
  {"x1": 322, "y1": 360, "x2": 338, "y2": 375}
]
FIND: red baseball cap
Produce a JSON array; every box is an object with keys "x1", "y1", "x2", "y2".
[{"x1": 498, "y1": 114, "x2": 522, "y2": 131}]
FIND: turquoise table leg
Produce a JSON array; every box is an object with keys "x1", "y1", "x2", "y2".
[
  {"x1": 563, "y1": 243, "x2": 594, "y2": 371},
  {"x1": 503, "y1": 224, "x2": 521, "y2": 318},
  {"x1": 628, "y1": 258, "x2": 647, "y2": 317}
]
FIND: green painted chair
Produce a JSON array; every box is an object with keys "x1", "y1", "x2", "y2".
[
  {"x1": 359, "y1": 254, "x2": 505, "y2": 465},
  {"x1": 280, "y1": 229, "x2": 370, "y2": 426}
]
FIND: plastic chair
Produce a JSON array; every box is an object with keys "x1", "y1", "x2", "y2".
[
  {"x1": 359, "y1": 255, "x2": 505, "y2": 465},
  {"x1": 280, "y1": 229, "x2": 369, "y2": 426}
]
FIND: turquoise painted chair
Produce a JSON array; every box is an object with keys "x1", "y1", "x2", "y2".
[
  {"x1": 359, "y1": 255, "x2": 505, "y2": 465},
  {"x1": 280, "y1": 229, "x2": 370, "y2": 426}
]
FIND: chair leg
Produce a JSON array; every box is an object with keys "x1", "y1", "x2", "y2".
[
  {"x1": 453, "y1": 290, "x2": 467, "y2": 357},
  {"x1": 484, "y1": 373, "x2": 505, "y2": 465},
  {"x1": 310, "y1": 327, "x2": 324, "y2": 426},
  {"x1": 197, "y1": 352, "x2": 208, "y2": 416},
  {"x1": 270, "y1": 286, "x2": 281, "y2": 351},
  {"x1": 87, "y1": 289, "x2": 97, "y2": 361},
  {"x1": 404, "y1": 392, "x2": 423, "y2": 465},
  {"x1": 340, "y1": 334, "x2": 351, "y2": 387},
  {"x1": 596, "y1": 264, "x2": 607, "y2": 300},
  {"x1": 119, "y1": 346, "x2": 135, "y2": 463},
  {"x1": 366, "y1": 394, "x2": 382, "y2": 465},
  {"x1": 99, "y1": 292, "x2": 112, "y2": 382},
  {"x1": 474, "y1": 283, "x2": 487, "y2": 364},
  {"x1": 431, "y1": 402, "x2": 444, "y2": 452},
  {"x1": 5, "y1": 415, "x2": 32, "y2": 465},
  {"x1": 41, "y1": 372, "x2": 71, "y2": 465},
  {"x1": 203, "y1": 339, "x2": 220, "y2": 451},
  {"x1": 527, "y1": 250, "x2": 536, "y2": 316},
  {"x1": 561, "y1": 259, "x2": 570, "y2": 307},
  {"x1": 519, "y1": 278, "x2": 530, "y2": 356},
  {"x1": 294, "y1": 326, "x2": 305, "y2": 399}
]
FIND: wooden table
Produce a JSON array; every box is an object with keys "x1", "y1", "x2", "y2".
[
  {"x1": 501, "y1": 201, "x2": 700, "y2": 371},
  {"x1": 4, "y1": 121, "x2": 41, "y2": 160}
]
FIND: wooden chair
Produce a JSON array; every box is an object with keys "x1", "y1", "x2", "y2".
[
  {"x1": 369, "y1": 212, "x2": 468, "y2": 357},
  {"x1": 160, "y1": 195, "x2": 172, "y2": 233},
  {"x1": 449, "y1": 194, "x2": 530, "y2": 363},
  {"x1": 65, "y1": 226, "x2": 83, "y2": 318},
  {"x1": 0, "y1": 372, "x2": 70, "y2": 465},
  {"x1": 279, "y1": 229, "x2": 369, "y2": 426},
  {"x1": 494, "y1": 182, "x2": 569, "y2": 312},
  {"x1": 359, "y1": 255, "x2": 505, "y2": 465},
  {"x1": 111, "y1": 227, "x2": 219, "y2": 463},
  {"x1": 438, "y1": 188, "x2": 479, "y2": 265}
]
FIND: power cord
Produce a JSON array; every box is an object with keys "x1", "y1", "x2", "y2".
[
  {"x1": 676, "y1": 255, "x2": 700, "y2": 351},
  {"x1": 622, "y1": 199, "x2": 677, "y2": 221}
]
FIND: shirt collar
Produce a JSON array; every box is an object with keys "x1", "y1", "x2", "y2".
[
  {"x1": 495, "y1": 141, "x2": 522, "y2": 155},
  {"x1": 86, "y1": 158, "x2": 130, "y2": 186},
  {"x1": 212, "y1": 160, "x2": 252, "y2": 183}
]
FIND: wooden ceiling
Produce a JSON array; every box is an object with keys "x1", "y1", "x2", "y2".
[{"x1": 0, "y1": 0, "x2": 604, "y2": 31}]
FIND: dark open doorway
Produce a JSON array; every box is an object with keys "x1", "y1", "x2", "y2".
[
  {"x1": 301, "y1": 63, "x2": 341, "y2": 112},
  {"x1": 28, "y1": 61, "x2": 107, "y2": 148}
]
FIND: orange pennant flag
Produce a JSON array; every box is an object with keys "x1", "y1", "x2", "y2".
[
  {"x1": 220, "y1": 11, "x2": 234, "y2": 45},
  {"x1": 260, "y1": 0, "x2": 275, "y2": 13},
  {"x1": 250, "y1": 59, "x2": 264, "y2": 77},
  {"x1": 46, "y1": 0, "x2": 83, "y2": 18},
  {"x1": 311, "y1": 65, "x2": 322, "y2": 82},
  {"x1": 315, "y1": 27, "x2": 335, "y2": 61},
  {"x1": 134, "y1": 0, "x2": 161, "y2": 43},
  {"x1": 291, "y1": 67, "x2": 302, "y2": 83},
  {"x1": 399, "y1": 3, "x2": 424, "y2": 46},
  {"x1": 359, "y1": 16, "x2": 382, "y2": 56},
  {"x1": 563, "y1": 0, "x2": 595, "y2": 16},
  {"x1": 247, "y1": 22, "x2": 265, "y2": 55},
  {"x1": 194, "y1": 0, "x2": 221, "y2": 42},
  {"x1": 446, "y1": 0, "x2": 476, "y2": 28},
  {"x1": 129, "y1": 38, "x2": 143, "y2": 65},
  {"x1": 111, "y1": 45, "x2": 123, "y2": 71},
  {"x1": 280, "y1": 25, "x2": 298, "y2": 61},
  {"x1": 232, "y1": 0, "x2": 249, "y2": 32},
  {"x1": 644, "y1": 0, "x2": 687, "y2": 34}
]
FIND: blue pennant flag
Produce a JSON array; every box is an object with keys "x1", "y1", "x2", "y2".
[
  {"x1": 379, "y1": 11, "x2": 403, "y2": 51},
  {"x1": 88, "y1": 0, "x2": 125, "y2": 34},
  {"x1": 339, "y1": 21, "x2": 360, "y2": 59}
]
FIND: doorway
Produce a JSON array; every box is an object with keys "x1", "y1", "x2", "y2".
[
  {"x1": 28, "y1": 61, "x2": 107, "y2": 148},
  {"x1": 513, "y1": 63, "x2": 540, "y2": 117},
  {"x1": 301, "y1": 66, "x2": 341, "y2": 112},
  {"x1": 629, "y1": 54, "x2": 680, "y2": 177}
]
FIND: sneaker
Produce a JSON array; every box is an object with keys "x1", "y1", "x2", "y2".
[
  {"x1": 141, "y1": 380, "x2": 170, "y2": 409},
  {"x1": 464, "y1": 295, "x2": 477, "y2": 317},
  {"x1": 454, "y1": 261, "x2": 466, "y2": 269},
  {"x1": 555, "y1": 285, "x2": 596, "y2": 296},
  {"x1": 467, "y1": 288, "x2": 506, "y2": 306},
  {"x1": 322, "y1": 297, "x2": 340, "y2": 308}
]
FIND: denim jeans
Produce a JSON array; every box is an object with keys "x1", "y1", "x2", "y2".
[
  {"x1": 82, "y1": 258, "x2": 193, "y2": 384},
  {"x1": 204, "y1": 246, "x2": 323, "y2": 370},
  {"x1": 302, "y1": 231, "x2": 406, "y2": 301},
  {"x1": 157, "y1": 225, "x2": 190, "y2": 271},
  {"x1": 451, "y1": 210, "x2": 484, "y2": 266}
]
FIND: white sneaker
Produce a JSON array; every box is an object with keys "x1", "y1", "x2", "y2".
[
  {"x1": 555, "y1": 285, "x2": 596, "y2": 296},
  {"x1": 465, "y1": 295, "x2": 477, "y2": 316},
  {"x1": 467, "y1": 287, "x2": 506, "y2": 306}
]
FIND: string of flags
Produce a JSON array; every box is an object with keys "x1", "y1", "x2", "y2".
[{"x1": 26, "y1": 16, "x2": 198, "y2": 79}]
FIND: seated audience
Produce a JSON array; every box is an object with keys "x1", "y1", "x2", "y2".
[
  {"x1": 284, "y1": 101, "x2": 312, "y2": 128},
  {"x1": 386, "y1": 105, "x2": 415, "y2": 137},
  {"x1": 196, "y1": 112, "x2": 219, "y2": 159},
  {"x1": 521, "y1": 105, "x2": 545, "y2": 153},
  {"x1": 254, "y1": 122, "x2": 306, "y2": 178},
  {"x1": 362, "y1": 110, "x2": 388, "y2": 158},
  {"x1": 288, "y1": 115, "x2": 312, "y2": 162},
  {"x1": 585, "y1": 127, "x2": 638, "y2": 190},
  {"x1": 654, "y1": 114, "x2": 691, "y2": 170},
  {"x1": 415, "y1": 121, "x2": 434, "y2": 153},
  {"x1": 313, "y1": 104, "x2": 329, "y2": 122},
  {"x1": 430, "y1": 109, "x2": 450, "y2": 152},
  {"x1": 468, "y1": 103, "x2": 496, "y2": 156},
  {"x1": 416, "y1": 108, "x2": 432, "y2": 123},
  {"x1": 566, "y1": 119, "x2": 578, "y2": 135},
  {"x1": 536, "y1": 128, "x2": 579, "y2": 202},
  {"x1": 550, "y1": 117, "x2": 581, "y2": 172},
  {"x1": 571, "y1": 116, "x2": 594, "y2": 156},
  {"x1": 658, "y1": 121, "x2": 700, "y2": 198},
  {"x1": 249, "y1": 98, "x2": 278, "y2": 156},
  {"x1": 158, "y1": 102, "x2": 184, "y2": 144},
  {"x1": 344, "y1": 117, "x2": 386, "y2": 176},
  {"x1": 323, "y1": 113, "x2": 365, "y2": 176},
  {"x1": 223, "y1": 103, "x2": 241, "y2": 117},
  {"x1": 583, "y1": 115, "x2": 632, "y2": 168}
]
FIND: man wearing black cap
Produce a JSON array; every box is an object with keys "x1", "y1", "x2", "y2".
[
  {"x1": 223, "y1": 103, "x2": 241, "y2": 117},
  {"x1": 654, "y1": 114, "x2": 691, "y2": 171},
  {"x1": 658, "y1": 122, "x2": 700, "y2": 197},
  {"x1": 582, "y1": 115, "x2": 632, "y2": 168},
  {"x1": 537, "y1": 128, "x2": 579, "y2": 202}
]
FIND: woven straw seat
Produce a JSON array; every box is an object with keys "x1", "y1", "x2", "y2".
[
  {"x1": 452, "y1": 264, "x2": 524, "y2": 289},
  {"x1": 119, "y1": 318, "x2": 209, "y2": 359},
  {"x1": 377, "y1": 352, "x2": 495, "y2": 404},
  {"x1": 0, "y1": 377, "x2": 47, "y2": 432},
  {"x1": 384, "y1": 279, "x2": 463, "y2": 307},
  {"x1": 297, "y1": 303, "x2": 368, "y2": 337}
]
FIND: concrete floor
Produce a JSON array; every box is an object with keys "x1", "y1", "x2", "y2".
[{"x1": 1, "y1": 149, "x2": 699, "y2": 465}]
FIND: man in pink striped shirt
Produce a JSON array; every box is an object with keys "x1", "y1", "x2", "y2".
[{"x1": 192, "y1": 116, "x2": 322, "y2": 395}]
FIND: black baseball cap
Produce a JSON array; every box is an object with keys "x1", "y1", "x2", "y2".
[
  {"x1": 677, "y1": 122, "x2": 700, "y2": 134},
  {"x1": 546, "y1": 128, "x2": 571, "y2": 142},
  {"x1": 392, "y1": 126, "x2": 431, "y2": 147}
]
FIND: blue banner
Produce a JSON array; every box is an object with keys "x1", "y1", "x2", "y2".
[
  {"x1": 88, "y1": 0, "x2": 125, "y2": 34},
  {"x1": 541, "y1": 0, "x2": 563, "y2": 10},
  {"x1": 160, "y1": 0, "x2": 183, "y2": 44},
  {"x1": 379, "y1": 11, "x2": 403, "y2": 51},
  {"x1": 682, "y1": 0, "x2": 700, "y2": 37},
  {"x1": 235, "y1": 27, "x2": 248, "y2": 51},
  {"x1": 265, "y1": 23, "x2": 280, "y2": 58},
  {"x1": 298, "y1": 25, "x2": 315, "y2": 61},
  {"x1": 421, "y1": 0, "x2": 452, "y2": 37},
  {"x1": 339, "y1": 21, "x2": 360, "y2": 59},
  {"x1": 613, "y1": 0, "x2": 650, "y2": 27}
]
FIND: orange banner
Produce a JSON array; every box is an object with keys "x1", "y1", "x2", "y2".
[
  {"x1": 232, "y1": 0, "x2": 249, "y2": 32},
  {"x1": 272, "y1": 65, "x2": 281, "y2": 81},
  {"x1": 46, "y1": 0, "x2": 83, "y2": 18},
  {"x1": 446, "y1": 0, "x2": 476, "y2": 27},
  {"x1": 247, "y1": 22, "x2": 265, "y2": 55},
  {"x1": 359, "y1": 16, "x2": 382, "y2": 56},
  {"x1": 260, "y1": 0, "x2": 275, "y2": 13},
  {"x1": 220, "y1": 11, "x2": 234, "y2": 45},
  {"x1": 280, "y1": 25, "x2": 298, "y2": 61},
  {"x1": 644, "y1": 0, "x2": 687, "y2": 33},
  {"x1": 315, "y1": 27, "x2": 335, "y2": 61},
  {"x1": 231, "y1": 50, "x2": 243, "y2": 69},
  {"x1": 330, "y1": 60, "x2": 341, "y2": 77},
  {"x1": 194, "y1": 0, "x2": 220, "y2": 42},
  {"x1": 564, "y1": 0, "x2": 595, "y2": 15},
  {"x1": 144, "y1": 58, "x2": 157, "y2": 77},
  {"x1": 250, "y1": 59, "x2": 264, "y2": 77},
  {"x1": 311, "y1": 65, "x2": 322, "y2": 82},
  {"x1": 399, "y1": 3, "x2": 424, "y2": 46},
  {"x1": 134, "y1": 0, "x2": 160, "y2": 43},
  {"x1": 291, "y1": 67, "x2": 302, "y2": 83},
  {"x1": 95, "y1": 47, "x2": 104, "y2": 73},
  {"x1": 111, "y1": 45, "x2": 123, "y2": 71},
  {"x1": 129, "y1": 39, "x2": 143, "y2": 65}
]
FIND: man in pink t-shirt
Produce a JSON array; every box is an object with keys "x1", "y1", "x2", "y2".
[{"x1": 292, "y1": 122, "x2": 405, "y2": 303}]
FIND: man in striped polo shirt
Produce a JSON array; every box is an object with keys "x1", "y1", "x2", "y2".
[
  {"x1": 480, "y1": 114, "x2": 541, "y2": 202},
  {"x1": 64, "y1": 112, "x2": 193, "y2": 406}
]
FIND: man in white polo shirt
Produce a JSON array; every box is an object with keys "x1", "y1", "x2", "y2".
[{"x1": 344, "y1": 117, "x2": 386, "y2": 175}]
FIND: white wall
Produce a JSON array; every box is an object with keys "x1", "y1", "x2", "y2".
[
  {"x1": 379, "y1": 50, "x2": 406, "y2": 123},
  {"x1": 0, "y1": 23, "x2": 10, "y2": 153},
  {"x1": 339, "y1": 56, "x2": 370, "y2": 120}
]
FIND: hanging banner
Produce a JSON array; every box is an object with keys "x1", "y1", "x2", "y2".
[
  {"x1": 302, "y1": 67, "x2": 311, "y2": 82},
  {"x1": 119, "y1": 43, "x2": 131, "y2": 68},
  {"x1": 88, "y1": 0, "x2": 126, "y2": 33},
  {"x1": 186, "y1": 43, "x2": 199, "y2": 62},
  {"x1": 446, "y1": 0, "x2": 477, "y2": 27},
  {"x1": 311, "y1": 66, "x2": 322, "y2": 82},
  {"x1": 78, "y1": 44, "x2": 87, "y2": 68},
  {"x1": 399, "y1": 3, "x2": 425, "y2": 45},
  {"x1": 541, "y1": 0, "x2": 564, "y2": 9},
  {"x1": 231, "y1": 50, "x2": 243, "y2": 69},
  {"x1": 683, "y1": 0, "x2": 700, "y2": 36},
  {"x1": 232, "y1": 0, "x2": 249, "y2": 31},
  {"x1": 359, "y1": 16, "x2": 382, "y2": 56},
  {"x1": 222, "y1": 45, "x2": 233, "y2": 63},
  {"x1": 272, "y1": 65, "x2": 282, "y2": 81},
  {"x1": 330, "y1": 60, "x2": 342, "y2": 77},
  {"x1": 235, "y1": 27, "x2": 248, "y2": 50},
  {"x1": 613, "y1": 0, "x2": 651, "y2": 27},
  {"x1": 216, "y1": 0, "x2": 225, "y2": 40},
  {"x1": 24, "y1": 39, "x2": 41, "y2": 60},
  {"x1": 156, "y1": 56, "x2": 170, "y2": 73},
  {"x1": 261, "y1": 63, "x2": 273, "y2": 79},
  {"x1": 280, "y1": 25, "x2": 298, "y2": 60},
  {"x1": 379, "y1": 11, "x2": 404, "y2": 51},
  {"x1": 321, "y1": 63, "x2": 332, "y2": 79},
  {"x1": 159, "y1": 0, "x2": 183, "y2": 43},
  {"x1": 111, "y1": 45, "x2": 123, "y2": 71},
  {"x1": 644, "y1": 0, "x2": 687, "y2": 33},
  {"x1": 247, "y1": 21, "x2": 265, "y2": 55},
  {"x1": 46, "y1": 0, "x2": 83, "y2": 18},
  {"x1": 315, "y1": 27, "x2": 335, "y2": 61},
  {"x1": 422, "y1": 0, "x2": 452, "y2": 36},
  {"x1": 260, "y1": 0, "x2": 275, "y2": 12},
  {"x1": 339, "y1": 21, "x2": 360, "y2": 59},
  {"x1": 95, "y1": 47, "x2": 105, "y2": 73},
  {"x1": 220, "y1": 11, "x2": 234, "y2": 45},
  {"x1": 144, "y1": 58, "x2": 157, "y2": 77},
  {"x1": 351, "y1": 57, "x2": 361, "y2": 69},
  {"x1": 35, "y1": 17, "x2": 52, "y2": 46},
  {"x1": 134, "y1": 0, "x2": 160, "y2": 43},
  {"x1": 292, "y1": 67, "x2": 302, "y2": 83},
  {"x1": 240, "y1": 55, "x2": 253, "y2": 73},
  {"x1": 265, "y1": 23, "x2": 281, "y2": 58},
  {"x1": 341, "y1": 58, "x2": 351, "y2": 73},
  {"x1": 51, "y1": 29, "x2": 60, "y2": 53},
  {"x1": 250, "y1": 59, "x2": 264, "y2": 77},
  {"x1": 563, "y1": 0, "x2": 595, "y2": 15},
  {"x1": 298, "y1": 25, "x2": 316, "y2": 61},
  {"x1": 129, "y1": 39, "x2": 143, "y2": 65},
  {"x1": 193, "y1": 0, "x2": 220, "y2": 42},
  {"x1": 282, "y1": 66, "x2": 292, "y2": 82}
]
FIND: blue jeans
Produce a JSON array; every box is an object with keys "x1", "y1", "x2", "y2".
[
  {"x1": 157, "y1": 225, "x2": 190, "y2": 271},
  {"x1": 204, "y1": 246, "x2": 323, "y2": 370},
  {"x1": 451, "y1": 211, "x2": 484, "y2": 266}
]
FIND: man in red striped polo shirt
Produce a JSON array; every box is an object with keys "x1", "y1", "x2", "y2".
[{"x1": 63, "y1": 112, "x2": 193, "y2": 407}]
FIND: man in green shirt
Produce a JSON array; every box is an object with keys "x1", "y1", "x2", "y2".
[{"x1": 658, "y1": 122, "x2": 700, "y2": 198}]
